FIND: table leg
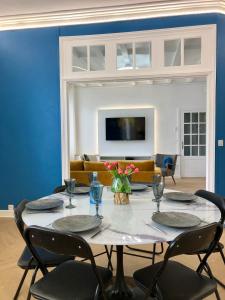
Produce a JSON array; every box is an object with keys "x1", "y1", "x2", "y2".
[{"x1": 107, "y1": 245, "x2": 145, "y2": 300}]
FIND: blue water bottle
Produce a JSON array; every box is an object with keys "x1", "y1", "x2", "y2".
[{"x1": 90, "y1": 171, "x2": 102, "y2": 204}]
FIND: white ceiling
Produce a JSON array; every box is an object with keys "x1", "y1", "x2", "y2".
[{"x1": 0, "y1": 0, "x2": 163, "y2": 16}]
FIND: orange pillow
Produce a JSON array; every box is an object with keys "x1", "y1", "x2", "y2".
[
  {"x1": 84, "y1": 161, "x2": 106, "y2": 171},
  {"x1": 118, "y1": 160, "x2": 154, "y2": 171},
  {"x1": 70, "y1": 160, "x2": 84, "y2": 171}
]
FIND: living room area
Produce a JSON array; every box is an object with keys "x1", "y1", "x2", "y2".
[{"x1": 67, "y1": 76, "x2": 207, "y2": 192}]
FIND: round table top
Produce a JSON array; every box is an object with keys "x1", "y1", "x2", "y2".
[{"x1": 22, "y1": 187, "x2": 220, "y2": 246}]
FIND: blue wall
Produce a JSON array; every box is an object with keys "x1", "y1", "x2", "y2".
[{"x1": 0, "y1": 13, "x2": 224, "y2": 209}]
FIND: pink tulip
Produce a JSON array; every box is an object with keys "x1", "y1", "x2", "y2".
[
  {"x1": 107, "y1": 164, "x2": 113, "y2": 170},
  {"x1": 124, "y1": 170, "x2": 129, "y2": 175},
  {"x1": 104, "y1": 161, "x2": 109, "y2": 167},
  {"x1": 118, "y1": 168, "x2": 123, "y2": 175},
  {"x1": 130, "y1": 164, "x2": 135, "y2": 169},
  {"x1": 134, "y1": 167, "x2": 139, "y2": 173}
]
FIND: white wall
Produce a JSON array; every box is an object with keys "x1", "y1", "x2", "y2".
[
  {"x1": 98, "y1": 108, "x2": 154, "y2": 156},
  {"x1": 72, "y1": 81, "x2": 205, "y2": 151},
  {"x1": 70, "y1": 81, "x2": 206, "y2": 176}
]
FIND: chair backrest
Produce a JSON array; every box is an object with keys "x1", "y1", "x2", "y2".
[
  {"x1": 165, "y1": 223, "x2": 222, "y2": 259},
  {"x1": 25, "y1": 226, "x2": 93, "y2": 260},
  {"x1": 146, "y1": 223, "x2": 222, "y2": 296},
  {"x1": 195, "y1": 190, "x2": 225, "y2": 224},
  {"x1": 24, "y1": 226, "x2": 106, "y2": 293},
  {"x1": 53, "y1": 183, "x2": 89, "y2": 194},
  {"x1": 14, "y1": 200, "x2": 28, "y2": 237},
  {"x1": 155, "y1": 154, "x2": 177, "y2": 173},
  {"x1": 53, "y1": 185, "x2": 66, "y2": 194}
]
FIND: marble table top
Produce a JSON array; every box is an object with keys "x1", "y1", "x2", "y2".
[{"x1": 22, "y1": 187, "x2": 220, "y2": 246}]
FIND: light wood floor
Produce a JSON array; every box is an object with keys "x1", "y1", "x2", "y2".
[
  {"x1": 165, "y1": 176, "x2": 206, "y2": 193},
  {"x1": 1, "y1": 178, "x2": 224, "y2": 300}
]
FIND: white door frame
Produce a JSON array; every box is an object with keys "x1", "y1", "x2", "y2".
[{"x1": 59, "y1": 26, "x2": 216, "y2": 192}]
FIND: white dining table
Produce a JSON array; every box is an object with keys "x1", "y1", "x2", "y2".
[{"x1": 22, "y1": 187, "x2": 220, "y2": 300}]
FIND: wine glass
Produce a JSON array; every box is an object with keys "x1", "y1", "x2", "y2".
[
  {"x1": 64, "y1": 178, "x2": 76, "y2": 209},
  {"x1": 152, "y1": 176, "x2": 164, "y2": 213},
  {"x1": 90, "y1": 184, "x2": 104, "y2": 219}
]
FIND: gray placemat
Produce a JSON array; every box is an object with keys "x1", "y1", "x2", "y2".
[
  {"x1": 131, "y1": 184, "x2": 148, "y2": 191},
  {"x1": 163, "y1": 192, "x2": 197, "y2": 202},
  {"x1": 52, "y1": 215, "x2": 102, "y2": 233},
  {"x1": 26, "y1": 198, "x2": 64, "y2": 210},
  {"x1": 71, "y1": 187, "x2": 90, "y2": 194},
  {"x1": 152, "y1": 211, "x2": 201, "y2": 228}
]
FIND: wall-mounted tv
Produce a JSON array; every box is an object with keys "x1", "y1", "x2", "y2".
[{"x1": 106, "y1": 117, "x2": 145, "y2": 141}]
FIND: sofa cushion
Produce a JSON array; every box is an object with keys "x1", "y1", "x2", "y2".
[
  {"x1": 70, "y1": 171, "x2": 113, "y2": 186},
  {"x1": 131, "y1": 170, "x2": 161, "y2": 183},
  {"x1": 118, "y1": 160, "x2": 154, "y2": 171},
  {"x1": 84, "y1": 161, "x2": 106, "y2": 171},
  {"x1": 70, "y1": 160, "x2": 84, "y2": 171}
]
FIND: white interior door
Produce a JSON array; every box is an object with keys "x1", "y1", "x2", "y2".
[{"x1": 181, "y1": 111, "x2": 206, "y2": 177}]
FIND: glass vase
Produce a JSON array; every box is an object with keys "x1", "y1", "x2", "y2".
[
  {"x1": 111, "y1": 176, "x2": 131, "y2": 193},
  {"x1": 111, "y1": 176, "x2": 131, "y2": 205}
]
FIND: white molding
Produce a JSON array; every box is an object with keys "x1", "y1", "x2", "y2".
[
  {"x1": 0, "y1": 1, "x2": 224, "y2": 31},
  {"x1": 0, "y1": 210, "x2": 13, "y2": 218}
]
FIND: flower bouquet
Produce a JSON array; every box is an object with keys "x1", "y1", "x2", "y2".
[{"x1": 104, "y1": 161, "x2": 139, "y2": 204}]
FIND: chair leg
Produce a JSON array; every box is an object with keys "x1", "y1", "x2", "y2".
[
  {"x1": 104, "y1": 245, "x2": 113, "y2": 271},
  {"x1": 215, "y1": 289, "x2": 221, "y2": 300},
  {"x1": 152, "y1": 244, "x2": 156, "y2": 265},
  {"x1": 13, "y1": 268, "x2": 29, "y2": 300},
  {"x1": 201, "y1": 261, "x2": 222, "y2": 299},
  {"x1": 126, "y1": 242, "x2": 164, "y2": 256},
  {"x1": 27, "y1": 266, "x2": 38, "y2": 300},
  {"x1": 218, "y1": 244, "x2": 225, "y2": 264},
  {"x1": 107, "y1": 245, "x2": 113, "y2": 270},
  {"x1": 198, "y1": 253, "x2": 225, "y2": 289},
  {"x1": 171, "y1": 175, "x2": 176, "y2": 184}
]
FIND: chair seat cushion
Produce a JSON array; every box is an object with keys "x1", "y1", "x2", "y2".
[
  {"x1": 18, "y1": 246, "x2": 73, "y2": 269},
  {"x1": 133, "y1": 260, "x2": 216, "y2": 300},
  {"x1": 30, "y1": 260, "x2": 112, "y2": 300}
]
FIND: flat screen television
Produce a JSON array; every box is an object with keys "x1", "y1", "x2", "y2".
[{"x1": 106, "y1": 117, "x2": 145, "y2": 141}]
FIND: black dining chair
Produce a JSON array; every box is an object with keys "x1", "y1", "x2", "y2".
[
  {"x1": 53, "y1": 185, "x2": 114, "y2": 270},
  {"x1": 24, "y1": 225, "x2": 112, "y2": 300},
  {"x1": 13, "y1": 200, "x2": 74, "y2": 300},
  {"x1": 194, "y1": 190, "x2": 225, "y2": 288},
  {"x1": 53, "y1": 182, "x2": 89, "y2": 194},
  {"x1": 133, "y1": 223, "x2": 223, "y2": 300}
]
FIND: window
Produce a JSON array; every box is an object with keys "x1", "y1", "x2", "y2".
[
  {"x1": 183, "y1": 112, "x2": 206, "y2": 156},
  {"x1": 184, "y1": 38, "x2": 201, "y2": 65},
  {"x1": 164, "y1": 39, "x2": 181, "y2": 66}
]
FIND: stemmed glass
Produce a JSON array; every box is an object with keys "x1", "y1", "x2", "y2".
[
  {"x1": 90, "y1": 184, "x2": 104, "y2": 219},
  {"x1": 64, "y1": 178, "x2": 76, "y2": 209},
  {"x1": 152, "y1": 175, "x2": 164, "y2": 213}
]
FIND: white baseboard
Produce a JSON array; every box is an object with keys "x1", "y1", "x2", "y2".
[{"x1": 0, "y1": 210, "x2": 14, "y2": 218}]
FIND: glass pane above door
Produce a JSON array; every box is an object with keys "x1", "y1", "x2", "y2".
[
  {"x1": 90, "y1": 45, "x2": 105, "y2": 71},
  {"x1": 117, "y1": 43, "x2": 133, "y2": 70},
  {"x1": 164, "y1": 39, "x2": 181, "y2": 66},
  {"x1": 135, "y1": 42, "x2": 151, "y2": 69},
  {"x1": 184, "y1": 38, "x2": 201, "y2": 65},
  {"x1": 72, "y1": 46, "x2": 88, "y2": 72}
]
